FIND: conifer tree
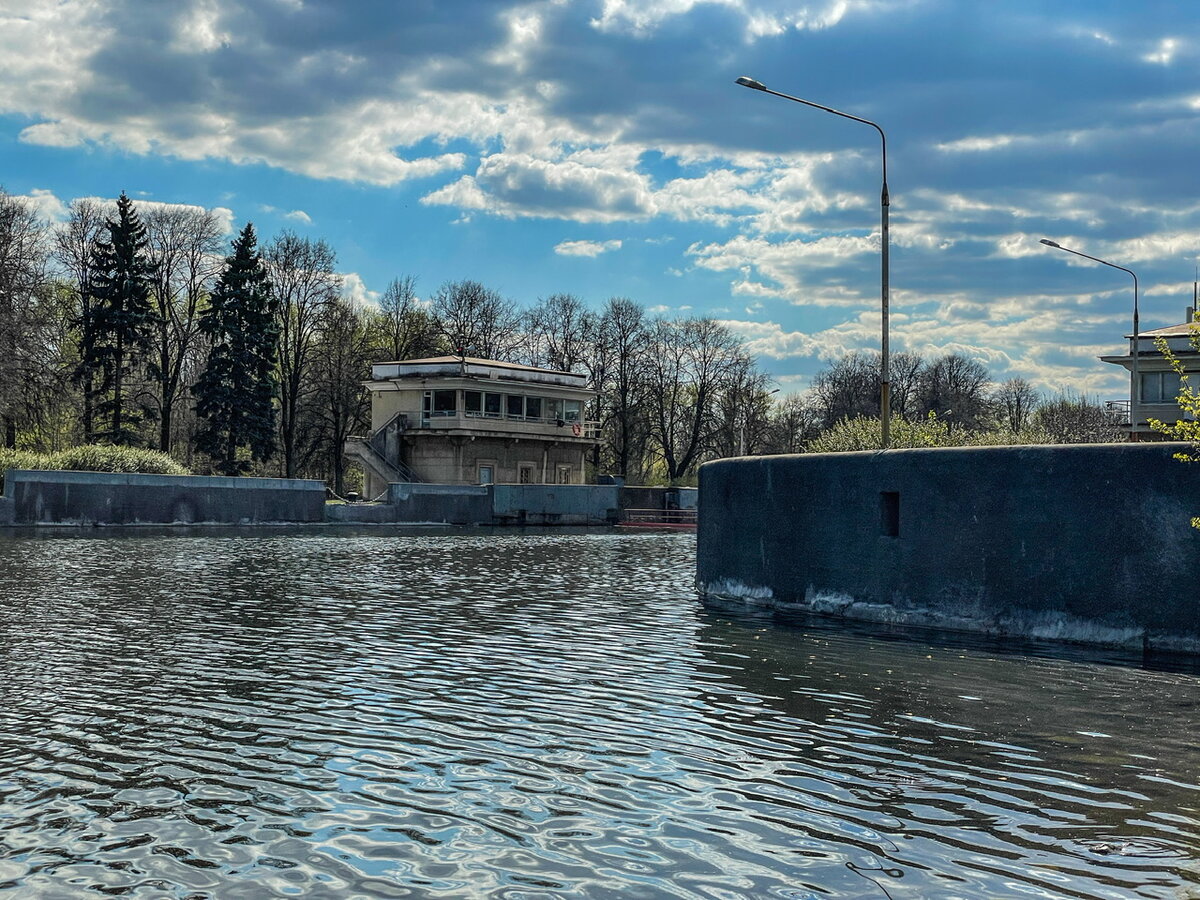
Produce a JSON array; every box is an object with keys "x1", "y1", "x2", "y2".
[
  {"x1": 193, "y1": 223, "x2": 279, "y2": 475},
  {"x1": 81, "y1": 192, "x2": 157, "y2": 445}
]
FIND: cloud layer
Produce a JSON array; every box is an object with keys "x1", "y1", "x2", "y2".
[{"x1": 3, "y1": 0, "x2": 1199, "y2": 395}]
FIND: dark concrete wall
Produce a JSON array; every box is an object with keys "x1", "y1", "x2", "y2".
[
  {"x1": 493, "y1": 484, "x2": 618, "y2": 525},
  {"x1": 387, "y1": 483, "x2": 493, "y2": 525},
  {"x1": 6, "y1": 470, "x2": 325, "y2": 525},
  {"x1": 697, "y1": 444, "x2": 1200, "y2": 651}
]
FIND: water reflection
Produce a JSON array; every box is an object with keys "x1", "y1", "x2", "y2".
[{"x1": 0, "y1": 531, "x2": 1196, "y2": 899}]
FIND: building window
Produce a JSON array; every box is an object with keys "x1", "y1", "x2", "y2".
[
  {"x1": 518, "y1": 464, "x2": 536, "y2": 484},
  {"x1": 507, "y1": 395, "x2": 524, "y2": 418},
  {"x1": 478, "y1": 464, "x2": 494, "y2": 485},
  {"x1": 556, "y1": 465, "x2": 572, "y2": 484},
  {"x1": 525, "y1": 396, "x2": 543, "y2": 421},
  {"x1": 432, "y1": 390, "x2": 456, "y2": 415},
  {"x1": 1141, "y1": 371, "x2": 1182, "y2": 403},
  {"x1": 564, "y1": 400, "x2": 582, "y2": 423},
  {"x1": 465, "y1": 391, "x2": 482, "y2": 415},
  {"x1": 484, "y1": 392, "x2": 503, "y2": 417}
]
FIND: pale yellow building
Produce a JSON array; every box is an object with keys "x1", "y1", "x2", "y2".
[
  {"x1": 347, "y1": 357, "x2": 598, "y2": 497},
  {"x1": 1100, "y1": 315, "x2": 1200, "y2": 440}
]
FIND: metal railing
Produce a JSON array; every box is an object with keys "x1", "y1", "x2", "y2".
[{"x1": 622, "y1": 508, "x2": 698, "y2": 526}]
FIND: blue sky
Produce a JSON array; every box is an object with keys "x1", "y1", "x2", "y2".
[{"x1": 2, "y1": 0, "x2": 1198, "y2": 398}]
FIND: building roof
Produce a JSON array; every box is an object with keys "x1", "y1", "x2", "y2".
[
  {"x1": 369, "y1": 356, "x2": 591, "y2": 391},
  {"x1": 1136, "y1": 322, "x2": 1199, "y2": 338},
  {"x1": 374, "y1": 356, "x2": 578, "y2": 377}
]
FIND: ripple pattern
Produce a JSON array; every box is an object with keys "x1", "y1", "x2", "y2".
[{"x1": 0, "y1": 530, "x2": 1197, "y2": 899}]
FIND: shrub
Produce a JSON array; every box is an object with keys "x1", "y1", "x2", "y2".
[
  {"x1": 805, "y1": 413, "x2": 1049, "y2": 453},
  {"x1": 0, "y1": 444, "x2": 189, "y2": 491}
]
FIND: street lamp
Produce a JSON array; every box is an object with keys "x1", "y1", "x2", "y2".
[
  {"x1": 1039, "y1": 239, "x2": 1140, "y2": 439},
  {"x1": 735, "y1": 75, "x2": 891, "y2": 448}
]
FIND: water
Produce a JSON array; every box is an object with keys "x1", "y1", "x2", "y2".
[{"x1": 0, "y1": 530, "x2": 1197, "y2": 899}]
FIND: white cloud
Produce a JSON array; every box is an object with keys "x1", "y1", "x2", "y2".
[
  {"x1": 284, "y1": 209, "x2": 313, "y2": 225},
  {"x1": 589, "y1": 0, "x2": 909, "y2": 39},
  {"x1": 340, "y1": 272, "x2": 379, "y2": 309},
  {"x1": 554, "y1": 238, "x2": 622, "y2": 256},
  {"x1": 1143, "y1": 37, "x2": 1180, "y2": 65}
]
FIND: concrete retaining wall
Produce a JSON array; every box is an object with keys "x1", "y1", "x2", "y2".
[
  {"x1": 387, "y1": 482, "x2": 493, "y2": 525},
  {"x1": 697, "y1": 444, "x2": 1200, "y2": 652},
  {"x1": 493, "y1": 484, "x2": 619, "y2": 525},
  {"x1": 5, "y1": 470, "x2": 325, "y2": 525}
]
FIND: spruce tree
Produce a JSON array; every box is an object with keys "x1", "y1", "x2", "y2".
[
  {"x1": 193, "y1": 223, "x2": 279, "y2": 475},
  {"x1": 82, "y1": 192, "x2": 157, "y2": 445}
]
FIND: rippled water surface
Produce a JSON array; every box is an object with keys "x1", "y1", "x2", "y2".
[{"x1": 1, "y1": 530, "x2": 1199, "y2": 899}]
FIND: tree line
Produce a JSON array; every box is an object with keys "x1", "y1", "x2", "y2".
[{"x1": 0, "y1": 188, "x2": 1123, "y2": 489}]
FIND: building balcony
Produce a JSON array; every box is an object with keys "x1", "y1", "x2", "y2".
[{"x1": 409, "y1": 410, "x2": 600, "y2": 441}]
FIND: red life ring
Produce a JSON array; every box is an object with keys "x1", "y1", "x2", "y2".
[{"x1": 571, "y1": 423, "x2": 583, "y2": 437}]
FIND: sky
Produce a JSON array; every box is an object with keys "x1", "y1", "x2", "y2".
[{"x1": 2, "y1": 0, "x2": 1199, "y2": 398}]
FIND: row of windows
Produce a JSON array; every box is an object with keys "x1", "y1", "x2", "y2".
[
  {"x1": 425, "y1": 390, "x2": 583, "y2": 423},
  {"x1": 477, "y1": 463, "x2": 573, "y2": 485}
]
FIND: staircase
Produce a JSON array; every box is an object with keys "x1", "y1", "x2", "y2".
[{"x1": 344, "y1": 412, "x2": 421, "y2": 488}]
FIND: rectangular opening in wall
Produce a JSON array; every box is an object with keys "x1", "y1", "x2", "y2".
[{"x1": 880, "y1": 491, "x2": 900, "y2": 537}]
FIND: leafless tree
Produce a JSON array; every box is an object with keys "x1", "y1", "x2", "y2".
[
  {"x1": 430, "y1": 279, "x2": 521, "y2": 360},
  {"x1": 265, "y1": 231, "x2": 339, "y2": 478},
  {"x1": 143, "y1": 204, "x2": 225, "y2": 452},
  {"x1": 592, "y1": 297, "x2": 652, "y2": 479},
  {"x1": 917, "y1": 353, "x2": 992, "y2": 430},
  {"x1": 811, "y1": 351, "x2": 880, "y2": 428},
  {"x1": 1034, "y1": 390, "x2": 1124, "y2": 443},
  {"x1": 889, "y1": 351, "x2": 926, "y2": 421},
  {"x1": 766, "y1": 393, "x2": 821, "y2": 454},
  {"x1": 0, "y1": 189, "x2": 53, "y2": 447},
  {"x1": 53, "y1": 198, "x2": 107, "y2": 441},
  {"x1": 524, "y1": 293, "x2": 592, "y2": 372},
  {"x1": 994, "y1": 377, "x2": 1040, "y2": 432},
  {"x1": 372, "y1": 275, "x2": 442, "y2": 361},
  {"x1": 645, "y1": 317, "x2": 746, "y2": 481},
  {"x1": 312, "y1": 297, "x2": 372, "y2": 494}
]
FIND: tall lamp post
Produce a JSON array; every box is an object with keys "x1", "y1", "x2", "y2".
[
  {"x1": 735, "y1": 75, "x2": 891, "y2": 448},
  {"x1": 1039, "y1": 239, "x2": 1140, "y2": 438}
]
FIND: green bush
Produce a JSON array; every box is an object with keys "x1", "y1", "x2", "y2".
[
  {"x1": 806, "y1": 414, "x2": 1050, "y2": 453},
  {"x1": 0, "y1": 444, "x2": 188, "y2": 491}
]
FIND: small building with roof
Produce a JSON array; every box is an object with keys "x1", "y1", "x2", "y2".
[
  {"x1": 1100, "y1": 311, "x2": 1200, "y2": 440},
  {"x1": 346, "y1": 356, "x2": 598, "y2": 497}
]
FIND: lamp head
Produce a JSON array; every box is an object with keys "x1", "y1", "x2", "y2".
[
  {"x1": 735, "y1": 76, "x2": 766, "y2": 91},
  {"x1": 1039, "y1": 239, "x2": 1061, "y2": 249}
]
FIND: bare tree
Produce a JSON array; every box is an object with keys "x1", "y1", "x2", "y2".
[
  {"x1": 430, "y1": 279, "x2": 521, "y2": 360},
  {"x1": 645, "y1": 317, "x2": 746, "y2": 481},
  {"x1": 53, "y1": 198, "x2": 107, "y2": 442},
  {"x1": 0, "y1": 189, "x2": 53, "y2": 447},
  {"x1": 994, "y1": 377, "x2": 1040, "y2": 432},
  {"x1": 811, "y1": 351, "x2": 880, "y2": 428},
  {"x1": 265, "y1": 231, "x2": 339, "y2": 478},
  {"x1": 889, "y1": 352, "x2": 926, "y2": 421},
  {"x1": 372, "y1": 275, "x2": 442, "y2": 361},
  {"x1": 766, "y1": 393, "x2": 820, "y2": 454},
  {"x1": 143, "y1": 204, "x2": 225, "y2": 452},
  {"x1": 593, "y1": 297, "x2": 651, "y2": 479},
  {"x1": 524, "y1": 293, "x2": 591, "y2": 371},
  {"x1": 1034, "y1": 390, "x2": 1124, "y2": 443},
  {"x1": 918, "y1": 353, "x2": 992, "y2": 431},
  {"x1": 313, "y1": 297, "x2": 371, "y2": 494}
]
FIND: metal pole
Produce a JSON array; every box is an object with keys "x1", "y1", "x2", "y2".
[
  {"x1": 736, "y1": 77, "x2": 891, "y2": 447},
  {"x1": 1039, "y1": 240, "x2": 1139, "y2": 439}
]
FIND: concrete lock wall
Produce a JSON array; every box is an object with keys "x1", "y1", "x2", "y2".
[
  {"x1": 492, "y1": 484, "x2": 619, "y2": 525},
  {"x1": 387, "y1": 482, "x2": 493, "y2": 525},
  {"x1": 697, "y1": 444, "x2": 1200, "y2": 652},
  {"x1": 5, "y1": 470, "x2": 326, "y2": 525}
]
